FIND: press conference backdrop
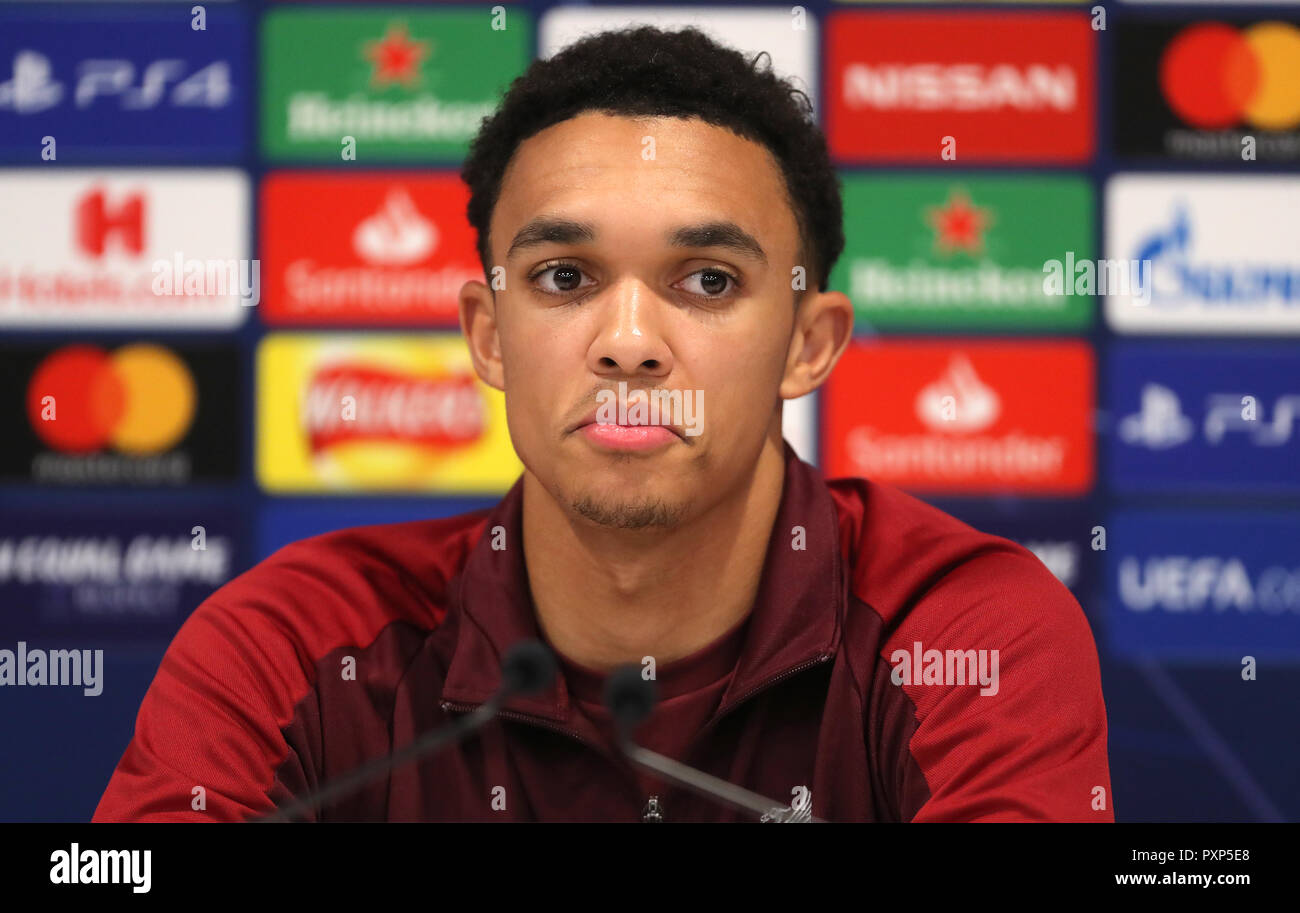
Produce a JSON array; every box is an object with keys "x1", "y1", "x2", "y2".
[{"x1": 1, "y1": 0, "x2": 1297, "y2": 823}]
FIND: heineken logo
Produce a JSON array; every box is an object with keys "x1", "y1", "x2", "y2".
[
  {"x1": 834, "y1": 175, "x2": 1093, "y2": 330},
  {"x1": 261, "y1": 9, "x2": 529, "y2": 160}
]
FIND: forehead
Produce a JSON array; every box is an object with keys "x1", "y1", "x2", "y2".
[{"x1": 491, "y1": 111, "x2": 799, "y2": 258}]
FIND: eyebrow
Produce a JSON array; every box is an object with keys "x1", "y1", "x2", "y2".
[
  {"x1": 668, "y1": 221, "x2": 768, "y2": 264},
  {"x1": 506, "y1": 218, "x2": 596, "y2": 260},
  {"x1": 505, "y1": 217, "x2": 768, "y2": 264}
]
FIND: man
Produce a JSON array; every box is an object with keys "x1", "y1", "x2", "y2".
[{"x1": 94, "y1": 25, "x2": 1112, "y2": 822}]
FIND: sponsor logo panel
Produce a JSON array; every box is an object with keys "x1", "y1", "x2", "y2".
[
  {"x1": 1106, "y1": 510, "x2": 1300, "y2": 661},
  {"x1": 1109, "y1": 343, "x2": 1300, "y2": 493},
  {"x1": 0, "y1": 342, "x2": 241, "y2": 486},
  {"x1": 0, "y1": 5, "x2": 248, "y2": 160},
  {"x1": 823, "y1": 340, "x2": 1094, "y2": 494},
  {"x1": 1105, "y1": 174, "x2": 1300, "y2": 334},
  {"x1": 0, "y1": 506, "x2": 249, "y2": 644},
  {"x1": 833, "y1": 174, "x2": 1093, "y2": 330},
  {"x1": 1115, "y1": 19, "x2": 1300, "y2": 162},
  {"x1": 261, "y1": 173, "x2": 478, "y2": 325},
  {"x1": 0, "y1": 170, "x2": 251, "y2": 328},
  {"x1": 257, "y1": 334, "x2": 522, "y2": 493},
  {"x1": 826, "y1": 11, "x2": 1095, "y2": 163},
  {"x1": 540, "y1": 6, "x2": 818, "y2": 116},
  {"x1": 260, "y1": 9, "x2": 530, "y2": 160}
]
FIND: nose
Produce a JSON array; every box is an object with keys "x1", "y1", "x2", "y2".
[{"x1": 587, "y1": 279, "x2": 674, "y2": 380}]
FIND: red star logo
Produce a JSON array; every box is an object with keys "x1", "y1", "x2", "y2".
[
  {"x1": 363, "y1": 23, "x2": 431, "y2": 88},
  {"x1": 925, "y1": 188, "x2": 993, "y2": 256}
]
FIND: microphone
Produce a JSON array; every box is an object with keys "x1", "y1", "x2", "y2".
[
  {"x1": 602, "y1": 665, "x2": 821, "y2": 822},
  {"x1": 259, "y1": 640, "x2": 557, "y2": 822}
]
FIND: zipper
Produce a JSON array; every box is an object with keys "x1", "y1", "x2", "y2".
[
  {"x1": 653, "y1": 652, "x2": 831, "y2": 821},
  {"x1": 442, "y1": 652, "x2": 833, "y2": 821},
  {"x1": 693, "y1": 652, "x2": 834, "y2": 744},
  {"x1": 641, "y1": 795, "x2": 665, "y2": 823}
]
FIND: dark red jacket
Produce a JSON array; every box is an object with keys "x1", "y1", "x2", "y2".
[{"x1": 93, "y1": 442, "x2": 1114, "y2": 822}]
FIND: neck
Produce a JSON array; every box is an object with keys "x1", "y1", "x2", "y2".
[{"x1": 522, "y1": 435, "x2": 787, "y2": 673}]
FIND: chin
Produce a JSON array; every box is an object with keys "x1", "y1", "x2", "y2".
[{"x1": 566, "y1": 486, "x2": 688, "y2": 530}]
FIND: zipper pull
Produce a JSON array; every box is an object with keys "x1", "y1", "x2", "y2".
[{"x1": 641, "y1": 795, "x2": 664, "y2": 823}]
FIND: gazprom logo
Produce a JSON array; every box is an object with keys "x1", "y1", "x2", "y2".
[
  {"x1": 1133, "y1": 204, "x2": 1300, "y2": 308},
  {"x1": 1105, "y1": 176, "x2": 1300, "y2": 334}
]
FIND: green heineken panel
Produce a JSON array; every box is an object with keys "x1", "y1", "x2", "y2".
[
  {"x1": 832, "y1": 175, "x2": 1094, "y2": 331},
  {"x1": 261, "y1": 8, "x2": 531, "y2": 161}
]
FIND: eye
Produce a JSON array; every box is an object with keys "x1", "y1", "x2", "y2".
[
  {"x1": 678, "y1": 267, "x2": 741, "y2": 299},
  {"x1": 529, "y1": 261, "x2": 594, "y2": 295}
]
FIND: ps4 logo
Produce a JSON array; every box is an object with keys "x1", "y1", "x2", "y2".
[
  {"x1": 1131, "y1": 205, "x2": 1300, "y2": 307},
  {"x1": 0, "y1": 50, "x2": 231, "y2": 114},
  {"x1": 1120, "y1": 383, "x2": 1300, "y2": 449}
]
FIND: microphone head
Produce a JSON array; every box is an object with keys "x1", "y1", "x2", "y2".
[
  {"x1": 603, "y1": 664, "x2": 658, "y2": 733},
  {"x1": 501, "y1": 640, "x2": 557, "y2": 696}
]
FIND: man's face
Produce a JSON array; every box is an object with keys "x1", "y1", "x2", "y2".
[{"x1": 470, "y1": 111, "x2": 808, "y2": 529}]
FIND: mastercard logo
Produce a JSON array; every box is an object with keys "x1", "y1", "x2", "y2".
[
  {"x1": 26, "y1": 344, "x2": 196, "y2": 455},
  {"x1": 1160, "y1": 22, "x2": 1300, "y2": 131}
]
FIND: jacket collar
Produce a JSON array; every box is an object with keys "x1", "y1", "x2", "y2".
[{"x1": 439, "y1": 439, "x2": 844, "y2": 729}]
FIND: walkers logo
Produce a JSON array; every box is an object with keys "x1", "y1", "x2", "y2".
[
  {"x1": 261, "y1": 173, "x2": 479, "y2": 325},
  {"x1": 261, "y1": 10, "x2": 530, "y2": 160},
  {"x1": 831, "y1": 175, "x2": 1092, "y2": 330},
  {"x1": 0, "y1": 343, "x2": 240, "y2": 485},
  {"x1": 1106, "y1": 510, "x2": 1300, "y2": 661},
  {"x1": 825, "y1": 11, "x2": 1094, "y2": 163},
  {"x1": 0, "y1": 170, "x2": 250, "y2": 328},
  {"x1": 257, "y1": 335, "x2": 521, "y2": 492},
  {"x1": 823, "y1": 341, "x2": 1094, "y2": 494},
  {"x1": 1109, "y1": 343, "x2": 1300, "y2": 493},
  {"x1": 0, "y1": 505, "x2": 248, "y2": 644},
  {"x1": 1115, "y1": 20, "x2": 1300, "y2": 162},
  {"x1": 1105, "y1": 175, "x2": 1300, "y2": 333},
  {"x1": 0, "y1": 6, "x2": 248, "y2": 160}
]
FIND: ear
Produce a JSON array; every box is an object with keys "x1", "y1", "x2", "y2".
[
  {"x1": 780, "y1": 289, "x2": 854, "y2": 400},
  {"x1": 459, "y1": 279, "x2": 505, "y2": 392}
]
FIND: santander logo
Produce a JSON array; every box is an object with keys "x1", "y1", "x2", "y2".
[
  {"x1": 915, "y1": 354, "x2": 1001, "y2": 432},
  {"x1": 351, "y1": 187, "x2": 437, "y2": 266}
]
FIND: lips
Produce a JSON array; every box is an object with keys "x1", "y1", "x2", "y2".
[
  {"x1": 572, "y1": 408, "x2": 686, "y2": 452},
  {"x1": 571, "y1": 409, "x2": 684, "y2": 440},
  {"x1": 577, "y1": 422, "x2": 678, "y2": 452}
]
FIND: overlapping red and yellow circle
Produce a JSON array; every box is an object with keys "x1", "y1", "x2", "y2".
[
  {"x1": 26, "y1": 344, "x2": 196, "y2": 455},
  {"x1": 1160, "y1": 22, "x2": 1300, "y2": 131}
]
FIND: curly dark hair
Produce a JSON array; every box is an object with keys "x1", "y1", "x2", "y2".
[{"x1": 460, "y1": 25, "x2": 844, "y2": 295}]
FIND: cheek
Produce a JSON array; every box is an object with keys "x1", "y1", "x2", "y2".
[
  {"x1": 691, "y1": 339, "x2": 788, "y2": 426},
  {"x1": 498, "y1": 322, "x2": 577, "y2": 432}
]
